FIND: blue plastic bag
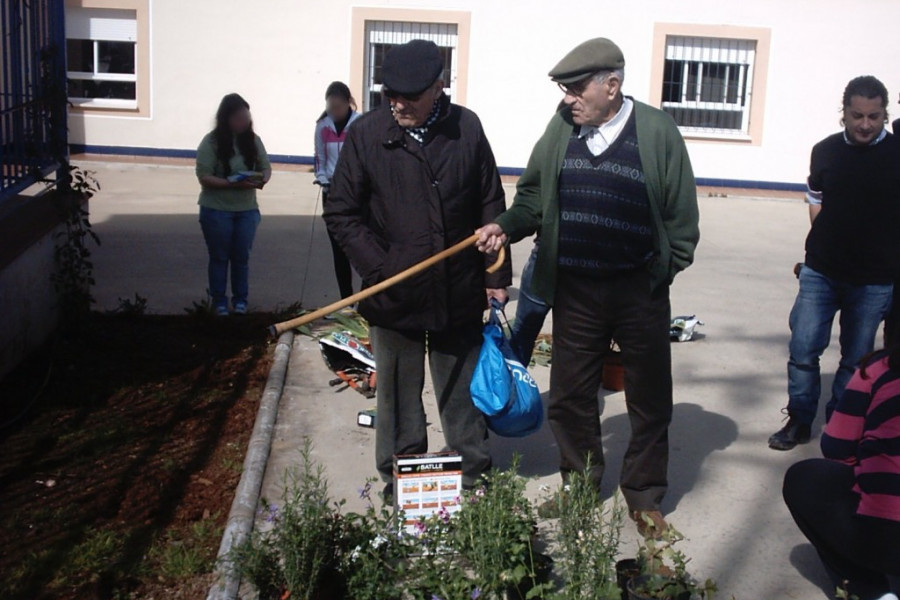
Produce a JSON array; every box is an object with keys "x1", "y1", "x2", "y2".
[{"x1": 470, "y1": 300, "x2": 544, "y2": 437}]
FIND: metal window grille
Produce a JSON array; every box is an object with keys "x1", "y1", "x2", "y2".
[
  {"x1": 661, "y1": 36, "x2": 756, "y2": 135},
  {"x1": 363, "y1": 20, "x2": 458, "y2": 112},
  {"x1": 1, "y1": 0, "x2": 68, "y2": 204},
  {"x1": 65, "y1": 7, "x2": 137, "y2": 108}
]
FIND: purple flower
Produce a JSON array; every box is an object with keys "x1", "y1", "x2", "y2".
[
  {"x1": 431, "y1": 595, "x2": 443, "y2": 600},
  {"x1": 358, "y1": 481, "x2": 373, "y2": 500},
  {"x1": 413, "y1": 519, "x2": 428, "y2": 536},
  {"x1": 471, "y1": 588, "x2": 482, "y2": 599},
  {"x1": 262, "y1": 504, "x2": 279, "y2": 523},
  {"x1": 437, "y1": 507, "x2": 451, "y2": 524}
]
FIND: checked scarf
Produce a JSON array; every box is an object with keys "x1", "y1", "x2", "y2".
[{"x1": 395, "y1": 98, "x2": 442, "y2": 144}]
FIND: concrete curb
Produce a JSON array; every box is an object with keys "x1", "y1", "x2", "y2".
[{"x1": 206, "y1": 330, "x2": 295, "y2": 600}]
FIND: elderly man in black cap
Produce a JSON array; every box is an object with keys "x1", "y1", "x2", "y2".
[
  {"x1": 324, "y1": 40, "x2": 511, "y2": 496},
  {"x1": 478, "y1": 38, "x2": 699, "y2": 536}
]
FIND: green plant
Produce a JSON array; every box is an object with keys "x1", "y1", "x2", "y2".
[
  {"x1": 451, "y1": 457, "x2": 550, "y2": 599},
  {"x1": 327, "y1": 310, "x2": 370, "y2": 340},
  {"x1": 151, "y1": 513, "x2": 222, "y2": 579},
  {"x1": 110, "y1": 293, "x2": 148, "y2": 316},
  {"x1": 51, "y1": 166, "x2": 101, "y2": 325},
  {"x1": 550, "y1": 464, "x2": 625, "y2": 600},
  {"x1": 835, "y1": 582, "x2": 859, "y2": 600},
  {"x1": 221, "y1": 441, "x2": 244, "y2": 473},
  {"x1": 229, "y1": 452, "x2": 729, "y2": 600},
  {"x1": 274, "y1": 300, "x2": 306, "y2": 320},
  {"x1": 229, "y1": 440, "x2": 344, "y2": 600},
  {"x1": 339, "y1": 480, "x2": 412, "y2": 600},
  {"x1": 630, "y1": 521, "x2": 717, "y2": 599},
  {"x1": 184, "y1": 293, "x2": 214, "y2": 317},
  {"x1": 406, "y1": 511, "x2": 476, "y2": 600},
  {"x1": 51, "y1": 526, "x2": 125, "y2": 587}
]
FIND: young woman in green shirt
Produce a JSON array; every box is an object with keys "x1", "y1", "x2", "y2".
[{"x1": 195, "y1": 93, "x2": 271, "y2": 315}]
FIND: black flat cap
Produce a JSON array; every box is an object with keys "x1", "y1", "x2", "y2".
[
  {"x1": 382, "y1": 39, "x2": 444, "y2": 95},
  {"x1": 549, "y1": 37, "x2": 625, "y2": 84}
]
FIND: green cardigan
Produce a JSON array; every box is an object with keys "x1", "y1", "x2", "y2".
[{"x1": 495, "y1": 99, "x2": 699, "y2": 304}]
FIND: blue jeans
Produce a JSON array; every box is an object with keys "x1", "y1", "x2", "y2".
[
  {"x1": 199, "y1": 206, "x2": 261, "y2": 308},
  {"x1": 787, "y1": 265, "x2": 893, "y2": 425},
  {"x1": 509, "y1": 241, "x2": 551, "y2": 364}
]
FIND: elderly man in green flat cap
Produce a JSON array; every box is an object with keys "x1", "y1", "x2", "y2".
[{"x1": 478, "y1": 37, "x2": 699, "y2": 537}]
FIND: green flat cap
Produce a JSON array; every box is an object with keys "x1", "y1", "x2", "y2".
[{"x1": 549, "y1": 37, "x2": 625, "y2": 84}]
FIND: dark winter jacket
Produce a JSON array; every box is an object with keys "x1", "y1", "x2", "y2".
[{"x1": 323, "y1": 94, "x2": 512, "y2": 331}]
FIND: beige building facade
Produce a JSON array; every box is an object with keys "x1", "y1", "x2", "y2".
[{"x1": 66, "y1": 0, "x2": 900, "y2": 188}]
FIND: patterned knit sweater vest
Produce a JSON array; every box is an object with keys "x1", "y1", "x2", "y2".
[{"x1": 557, "y1": 111, "x2": 654, "y2": 278}]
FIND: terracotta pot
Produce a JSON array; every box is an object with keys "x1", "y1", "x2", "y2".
[{"x1": 602, "y1": 353, "x2": 625, "y2": 392}]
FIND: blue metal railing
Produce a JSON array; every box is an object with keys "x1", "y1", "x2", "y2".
[{"x1": 0, "y1": 0, "x2": 68, "y2": 204}]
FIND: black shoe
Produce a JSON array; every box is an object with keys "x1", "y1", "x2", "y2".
[
  {"x1": 768, "y1": 413, "x2": 811, "y2": 450},
  {"x1": 382, "y1": 482, "x2": 394, "y2": 504}
]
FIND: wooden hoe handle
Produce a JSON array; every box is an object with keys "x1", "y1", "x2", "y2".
[{"x1": 268, "y1": 233, "x2": 506, "y2": 337}]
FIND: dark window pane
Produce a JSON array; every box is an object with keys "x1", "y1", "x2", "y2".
[
  {"x1": 664, "y1": 106, "x2": 743, "y2": 130},
  {"x1": 685, "y1": 62, "x2": 700, "y2": 102},
  {"x1": 662, "y1": 59, "x2": 683, "y2": 103},
  {"x1": 439, "y1": 46, "x2": 453, "y2": 84},
  {"x1": 726, "y1": 65, "x2": 739, "y2": 104},
  {"x1": 372, "y1": 42, "x2": 452, "y2": 88},
  {"x1": 66, "y1": 39, "x2": 94, "y2": 72},
  {"x1": 371, "y1": 43, "x2": 395, "y2": 86},
  {"x1": 738, "y1": 67, "x2": 750, "y2": 106},
  {"x1": 68, "y1": 79, "x2": 136, "y2": 101},
  {"x1": 700, "y1": 62, "x2": 728, "y2": 103},
  {"x1": 97, "y1": 41, "x2": 135, "y2": 74}
]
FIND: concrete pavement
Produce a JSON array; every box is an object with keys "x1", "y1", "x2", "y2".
[{"x1": 83, "y1": 158, "x2": 841, "y2": 600}]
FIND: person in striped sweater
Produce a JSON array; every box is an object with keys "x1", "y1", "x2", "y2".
[{"x1": 783, "y1": 346, "x2": 900, "y2": 600}]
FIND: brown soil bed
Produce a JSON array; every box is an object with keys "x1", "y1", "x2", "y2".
[{"x1": 0, "y1": 312, "x2": 278, "y2": 599}]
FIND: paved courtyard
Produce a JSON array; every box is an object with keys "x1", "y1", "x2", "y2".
[{"x1": 84, "y1": 158, "x2": 845, "y2": 599}]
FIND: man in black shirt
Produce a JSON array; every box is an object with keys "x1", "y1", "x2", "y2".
[
  {"x1": 888, "y1": 95, "x2": 900, "y2": 348},
  {"x1": 770, "y1": 76, "x2": 899, "y2": 450}
]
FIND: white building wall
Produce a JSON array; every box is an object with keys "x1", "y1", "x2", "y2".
[{"x1": 68, "y1": 0, "x2": 900, "y2": 186}]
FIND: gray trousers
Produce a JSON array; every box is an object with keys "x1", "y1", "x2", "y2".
[{"x1": 370, "y1": 324, "x2": 491, "y2": 487}]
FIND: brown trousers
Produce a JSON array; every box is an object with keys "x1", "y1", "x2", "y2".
[{"x1": 550, "y1": 269, "x2": 672, "y2": 511}]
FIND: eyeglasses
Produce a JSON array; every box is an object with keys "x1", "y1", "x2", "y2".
[
  {"x1": 383, "y1": 88, "x2": 424, "y2": 102},
  {"x1": 557, "y1": 72, "x2": 604, "y2": 99},
  {"x1": 558, "y1": 79, "x2": 590, "y2": 99}
]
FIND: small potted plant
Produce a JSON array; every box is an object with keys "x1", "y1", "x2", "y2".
[
  {"x1": 550, "y1": 462, "x2": 626, "y2": 600},
  {"x1": 616, "y1": 558, "x2": 642, "y2": 599},
  {"x1": 228, "y1": 443, "x2": 346, "y2": 600},
  {"x1": 626, "y1": 519, "x2": 717, "y2": 600},
  {"x1": 451, "y1": 457, "x2": 553, "y2": 600}
]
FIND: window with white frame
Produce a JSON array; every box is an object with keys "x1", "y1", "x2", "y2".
[
  {"x1": 65, "y1": 7, "x2": 137, "y2": 109},
  {"x1": 661, "y1": 36, "x2": 756, "y2": 136},
  {"x1": 363, "y1": 21, "x2": 458, "y2": 112}
]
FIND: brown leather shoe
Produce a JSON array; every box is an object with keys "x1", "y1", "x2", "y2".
[{"x1": 632, "y1": 510, "x2": 668, "y2": 540}]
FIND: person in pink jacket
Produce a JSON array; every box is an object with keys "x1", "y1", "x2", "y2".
[{"x1": 314, "y1": 81, "x2": 361, "y2": 299}]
